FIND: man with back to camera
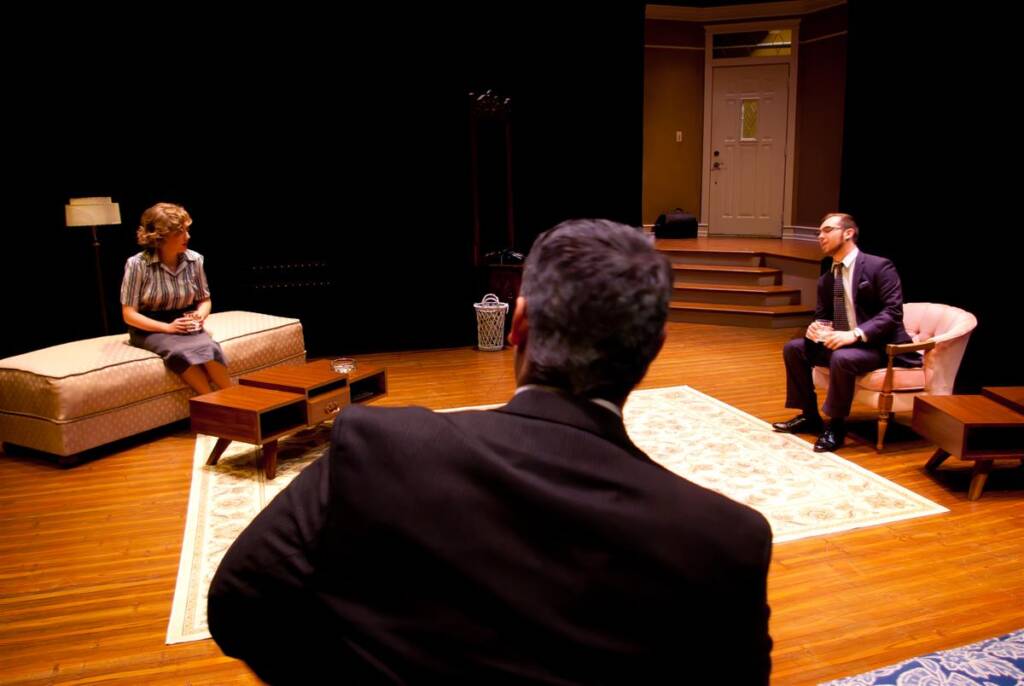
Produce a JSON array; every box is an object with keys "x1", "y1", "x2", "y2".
[
  {"x1": 207, "y1": 218, "x2": 773, "y2": 684},
  {"x1": 772, "y1": 212, "x2": 920, "y2": 451}
]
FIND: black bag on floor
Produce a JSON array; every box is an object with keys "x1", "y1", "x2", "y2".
[{"x1": 654, "y1": 208, "x2": 698, "y2": 239}]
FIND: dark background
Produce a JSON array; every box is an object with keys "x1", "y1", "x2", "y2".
[
  {"x1": 6, "y1": 5, "x2": 646, "y2": 358},
  {"x1": 5, "y1": 2, "x2": 1019, "y2": 391},
  {"x1": 839, "y1": 3, "x2": 1019, "y2": 391}
]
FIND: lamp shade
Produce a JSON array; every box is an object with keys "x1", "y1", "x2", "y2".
[{"x1": 65, "y1": 197, "x2": 121, "y2": 227}]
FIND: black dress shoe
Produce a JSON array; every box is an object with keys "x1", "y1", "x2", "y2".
[
  {"x1": 813, "y1": 428, "x2": 845, "y2": 452},
  {"x1": 771, "y1": 414, "x2": 824, "y2": 434}
]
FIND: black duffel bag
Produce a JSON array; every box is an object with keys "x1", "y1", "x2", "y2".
[{"x1": 654, "y1": 208, "x2": 698, "y2": 239}]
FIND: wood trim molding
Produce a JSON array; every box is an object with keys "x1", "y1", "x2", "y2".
[
  {"x1": 783, "y1": 27, "x2": 799, "y2": 233},
  {"x1": 705, "y1": 19, "x2": 800, "y2": 35},
  {"x1": 784, "y1": 225, "x2": 822, "y2": 241},
  {"x1": 801, "y1": 30, "x2": 848, "y2": 45},
  {"x1": 647, "y1": 0, "x2": 845, "y2": 22},
  {"x1": 699, "y1": 34, "x2": 714, "y2": 228},
  {"x1": 644, "y1": 44, "x2": 705, "y2": 51}
]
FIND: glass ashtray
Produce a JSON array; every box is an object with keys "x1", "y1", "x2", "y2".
[{"x1": 330, "y1": 357, "x2": 357, "y2": 374}]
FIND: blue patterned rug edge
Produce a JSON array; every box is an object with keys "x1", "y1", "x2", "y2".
[{"x1": 820, "y1": 628, "x2": 1024, "y2": 685}]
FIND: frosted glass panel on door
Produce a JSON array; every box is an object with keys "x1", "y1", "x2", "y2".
[{"x1": 741, "y1": 99, "x2": 759, "y2": 140}]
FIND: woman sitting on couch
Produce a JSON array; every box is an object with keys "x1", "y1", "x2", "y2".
[{"x1": 120, "y1": 202, "x2": 230, "y2": 395}]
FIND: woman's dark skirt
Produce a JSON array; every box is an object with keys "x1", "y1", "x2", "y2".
[{"x1": 128, "y1": 308, "x2": 227, "y2": 375}]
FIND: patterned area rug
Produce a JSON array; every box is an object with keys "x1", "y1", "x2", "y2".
[
  {"x1": 166, "y1": 385, "x2": 946, "y2": 644},
  {"x1": 821, "y1": 628, "x2": 1024, "y2": 685}
]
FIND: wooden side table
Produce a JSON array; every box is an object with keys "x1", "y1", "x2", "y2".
[
  {"x1": 912, "y1": 395, "x2": 1024, "y2": 500},
  {"x1": 982, "y1": 386, "x2": 1024, "y2": 415}
]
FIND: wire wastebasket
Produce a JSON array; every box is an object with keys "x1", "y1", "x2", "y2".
[{"x1": 474, "y1": 293, "x2": 509, "y2": 351}]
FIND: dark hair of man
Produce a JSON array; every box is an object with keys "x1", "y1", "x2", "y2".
[{"x1": 519, "y1": 218, "x2": 672, "y2": 403}]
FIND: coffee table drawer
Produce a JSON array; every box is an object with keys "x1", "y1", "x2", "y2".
[{"x1": 307, "y1": 387, "x2": 349, "y2": 425}]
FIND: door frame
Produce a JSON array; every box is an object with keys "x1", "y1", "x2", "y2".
[{"x1": 700, "y1": 19, "x2": 800, "y2": 236}]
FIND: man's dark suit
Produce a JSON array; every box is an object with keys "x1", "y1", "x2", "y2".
[
  {"x1": 784, "y1": 250, "x2": 916, "y2": 419},
  {"x1": 208, "y1": 388, "x2": 773, "y2": 685}
]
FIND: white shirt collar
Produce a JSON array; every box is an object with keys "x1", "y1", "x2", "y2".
[
  {"x1": 143, "y1": 249, "x2": 197, "y2": 272},
  {"x1": 834, "y1": 246, "x2": 859, "y2": 271}
]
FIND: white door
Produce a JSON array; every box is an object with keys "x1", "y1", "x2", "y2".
[{"x1": 709, "y1": 64, "x2": 789, "y2": 236}]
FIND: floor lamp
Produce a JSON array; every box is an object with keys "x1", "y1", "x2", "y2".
[{"x1": 65, "y1": 197, "x2": 121, "y2": 335}]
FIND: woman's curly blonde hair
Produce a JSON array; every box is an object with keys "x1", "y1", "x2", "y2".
[{"x1": 137, "y1": 202, "x2": 192, "y2": 249}]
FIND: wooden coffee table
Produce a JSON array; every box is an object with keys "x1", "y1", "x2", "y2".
[
  {"x1": 913, "y1": 395, "x2": 1024, "y2": 500},
  {"x1": 190, "y1": 385, "x2": 308, "y2": 480},
  {"x1": 240, "y1": 359, "x2": 351, "y2": 427},
  {"x1": 190, "y1": 361, "x2": 388, "y2": 479},
  {"x1": 240, "y1": 359, "x2": 389, "y2": 422}
]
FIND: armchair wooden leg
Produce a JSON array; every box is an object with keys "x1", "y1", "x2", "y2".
[
  {"x1": 876, "y1": 413, "x2": 890, "y2": 451},
  {"x1": 876, "y1": 391, "x2": 894, "y2": 451}
]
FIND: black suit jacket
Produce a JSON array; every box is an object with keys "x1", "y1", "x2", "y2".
[
  {"x1": 816, "y1": 251, "x2": 913, "y2": 349},
  {"x1": 208, "y1": 388, "x2": 773, "y2": 685}
]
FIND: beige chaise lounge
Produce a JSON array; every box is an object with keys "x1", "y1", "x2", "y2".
[{"x1": 0, "y1": 311, "x2": 305, "y2": 461}]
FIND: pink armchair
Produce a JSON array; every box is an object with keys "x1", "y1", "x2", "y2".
[{"x1": 813, "y1": 302, "x2": 978, "y2": 450}]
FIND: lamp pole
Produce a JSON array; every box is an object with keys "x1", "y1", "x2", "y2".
[{"x1": 90, "y1": 225, "x2": 109, "y2": 335}]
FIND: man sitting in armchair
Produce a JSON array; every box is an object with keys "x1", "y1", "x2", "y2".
[{"x1": 773, "y1": 212, "x2": 921, "y2": 452}]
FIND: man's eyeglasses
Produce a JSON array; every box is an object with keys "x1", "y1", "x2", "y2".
[{"x1": 817, "y1": 225, "x2": 843, "y2": 235}]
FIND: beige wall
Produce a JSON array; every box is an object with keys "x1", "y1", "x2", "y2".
[
  {"x1": 793, "y1": 4, "x2": 848, "y2": 226},
  {"x1": 642, "y1": 20, "x2": 704, "y2": 226},
  {"x1": 642, "y1": 5, "x2": 847, "y2": 230}
]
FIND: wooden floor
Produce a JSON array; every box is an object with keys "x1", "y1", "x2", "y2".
[{"x1": 2, "y1": 322, "x2": 1022, "y2": 685}]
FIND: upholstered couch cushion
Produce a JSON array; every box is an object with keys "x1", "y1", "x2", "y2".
[{"x1": 0, "y1": 311, "x2": 305, "y2": 457}]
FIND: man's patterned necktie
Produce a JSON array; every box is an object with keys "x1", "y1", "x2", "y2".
[{"x1": 833, "y1": 262, "x2": 850, "y2": 331}]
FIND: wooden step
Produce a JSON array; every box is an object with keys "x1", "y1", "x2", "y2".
[
  {"x1": 672, "y1": 282, "x2": 802, "y2": 306},
  {"x1": 668, "y1": 301, "x2": 814, "y2": 328},
  {"x1": 654, "y1": 238, "x2": 823, "y2": 263},
  {"x1": 659, "y1": 249, "x2": 763, "y2": 267},
  {"x1": 671, "y1": 263, "x2": 782, "y2": 286}
]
